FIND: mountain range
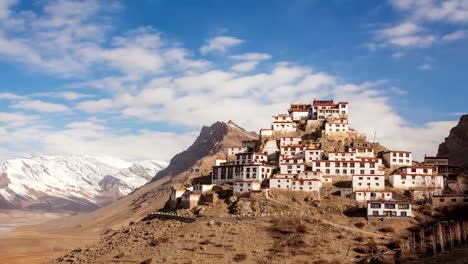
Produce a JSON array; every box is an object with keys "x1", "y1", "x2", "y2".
[{"x1": 0, "y1": 154, "x2": 167, "y2": 211}]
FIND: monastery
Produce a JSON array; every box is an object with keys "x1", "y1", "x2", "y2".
[{"x1": 171, "y1": 99, "x2": 459, "y2": 219}]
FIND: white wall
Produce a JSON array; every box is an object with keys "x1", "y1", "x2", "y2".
[
  {"x1": 269, "y1": 178, "x2": 293, "y2": 189},
  {"x1": 355, "y1": 191, "x2": 392, "y2": 202},
  {"x1": 383, "y1": 151, "x2": 412, "y2": 168},
  {"x1": 352, "y1": 175, "x2": 385, "y2": 191},
  {"x1": 291, "y1": 180, "x2": 321, "y2": 191},
  {"x1": 311, "y1": 160, "x2": 383, "y2": 177},
  {"x1": 367, "y1": 201, "x2": 412, "y2": 217}
]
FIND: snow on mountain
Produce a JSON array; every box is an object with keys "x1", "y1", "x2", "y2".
[{"x1": 0, "y1": 154, "x2": 168, "y2": 211}]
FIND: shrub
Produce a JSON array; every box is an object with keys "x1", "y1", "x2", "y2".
[
  {"x1": 386, "y1": 240, "x2": 400, "y2": 250},
  {"x1": 233, "y1": 253, "x2": 247, "y2": 262},
  {"x1": 354, "y1": 236, "x2": 365, "y2": 242},
  {"x1": 378, "y1": 227, "x2": 395, "y2": 233},
  {"x1": 354, "y1": 222, "x2": 366, "y2": 229}
]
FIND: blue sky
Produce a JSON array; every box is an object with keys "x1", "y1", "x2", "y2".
[{"x1": 0, "y1": 0, "x2": 466, "y2": 161}]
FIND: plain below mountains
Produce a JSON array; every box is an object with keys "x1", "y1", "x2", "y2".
[{"x1": 0, "y1": 154, "x2": 168, "y2": 211}]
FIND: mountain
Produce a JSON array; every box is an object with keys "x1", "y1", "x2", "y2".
[
  {"x1": 0, "y1": 154, "x2": 167, "y2": 211},
  {"x1": 438, "y1": 114, "x2": 468, "y2": 167},
  {"x1": 0, "y1": 121, "x2": 258, "y2": 263},
  {"x1": 152, "y1": 120, "x2": 257, "y2": 181}
]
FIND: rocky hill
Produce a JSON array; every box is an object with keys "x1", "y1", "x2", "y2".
[
  {"x1": 0, "y1": 155, "x2": 167, "y2": 211},
  {"x1": 152, "y1": 120, "x2": 257, "y2": 182},
  {"x1": 438, "y1": 114, "x2": 468, "y2": 167}
]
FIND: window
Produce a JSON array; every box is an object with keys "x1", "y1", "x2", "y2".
[
  {"x1": 401, "y1": 212, "x2": 407, "y2": 217},
  {"x1": 370, "y1": 203, "x2": 381, "y2": 208},
  {"x1": 384, "y1": 203, "x2": 396, "y2": 209},
  {"x1": 398, "y1": 204, "x2": 409, "y2": 209},
  {"x1": 451, "y1": 199, "x2": 457, "y2": 202},
  {"x1": 373, "y1": 211, "x2": 379, "y2": 216}
]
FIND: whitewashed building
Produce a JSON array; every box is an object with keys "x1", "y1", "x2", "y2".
[
  {"x1": 382, "y1": 151, "x2": 412, "y2": 168},
  {"x1": 192, "y1": 184, "x2": 214, "y2": 194},
  {"x1": 349, "y1": 146, "x2": 374, "y2": 158},
  {"x1": 280, "y1": 145, "x2": 305, "y2": 158},
  {"x1": 215, "y1": 159, "x2": 227, "y2": 166},
  {"x1": 279, "y1": 162, "x2": 306, "y2": 175},
  {"x1": 291, "y1": 179, "x2": 321, "y2": 192},
  {"x1": 212, "y1": 163, "x2": 275, "y2": 185},
  {"x1": 324, "y1": 118, "x2": 349, "y2": 135},
  {"x1": 298, "y1": 170, "x2": 322, "y2": 180},
  {"x1": 288, "y1": 103, "x2": 311, "y2": 121},
  {"x1": 367, "y1": 201, "x2": 412, "y2": 218},
  {"x1": 259, "y1": 129, "x2": 274, "y2": 138},
  {"x1": 389, "y1": 166, "x2": 444, "y2": 195},
  {"x1": 305, "y1": 148, "x2": 323, "y2": 162},
  {"x1": 279, "y1": 137, "x2": 302, "y2": 147},
  {"x1": 311, "y1": 160, "x2": 383, "y2": 177},
  {"x1": 312, "y1": 100, "x2": 348, "y2": 120},
  {"x1": 272, "y1": 114, "x2": 293, "y2": 123},
  {"x1": 241, "y1": 140, "x2": 257, "y2": 151},
  {"x1": 354, "y1": 191, "x2": 393, "y2": 203},
  {"x1": 272, "y1": 121, "x2": 296, "y2": 133},
  {"x1": 352, "y1": 175, "x2": 385, "y2": 191},
  {"x1": 269, "y1": 177, "x2": 294, "y2": 189},
  {"x1": 181, "y1": 191, "x2": 202, "y2": 209},
  {"x1": 235, "y1": 153, "x2": 268, "y2": 165},
  {"x1": 227, "y1": 147, "x2": 248, "y2": 156},
  {"x1": 328, "y1": 152, "x2": 357, "y2": 161},
  {"x1": 233, "y1": 181, "x2": 261, "y2": 194},
  {"x1": 212, "y1": 152, "x2": 275, "y2": 184}
]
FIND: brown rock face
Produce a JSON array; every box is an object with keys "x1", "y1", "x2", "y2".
[
  {"x1": 438, "y1": 114, "x2": 468, "y2": 167},
  {"x1": 152, "y1": 121, "x2": 257, "y2": 181}
]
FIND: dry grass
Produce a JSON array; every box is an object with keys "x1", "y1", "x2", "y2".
[
  {"x1": 378, "y1": 227, "x2": 395, "y2": 233},
  {"x1": 233, "y1": 253, "x2": 247, "y2": 262},
  {"x1": 354, "y1": 222, "x2": 366, "y2": 229}
]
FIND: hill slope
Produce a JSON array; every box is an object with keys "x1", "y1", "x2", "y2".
[{"x1": 438, "y1": 114, "x2": 468, "y2": 167}]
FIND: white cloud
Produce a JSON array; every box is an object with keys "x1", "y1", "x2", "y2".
[
  {"x1": 12, "y1": 100, "x2": 70, "y2": 113},
  {"x1": 76, "y1": 98, "x2": 115, "y2": 113},
  {"x1": 390, "y1": 0, "x2": 468, "y2": 24},
  {"x1": 200, "y1": 36, "x2": 244, "y2": 54},
  {"x1": 418, "y1": 63, "x2": 432, "y2": 71},
  {"x1": 0, "y1": 0, "x2": 16, "y2": 19},
  {"x1": 0, "y1": 92, "x2": 23, "y2": 100},
  {"x1": 230, "y1": 52, "x2": 272, "y2": 61},
  {"x1": 231, "y1": 61, "x2": 258, "y2": 72},
  {"x1": 378, "y1": 22, "x2": 422, "y2": 38},
  {"x1": 0, "y1": 0, "x2": 458, "y2": 163},
  {"x1": 374, "y1": 22, "x2": 436, "y2": 48},
  {"x1": 441, "y1": 30, "x2": 468, "y2": 42},
  {"x1": 368, "y1": 1, "x2": 468, "y2": 51},
  {"x1": 33, "y1": 91, "x2": 95, "y2": 101}
]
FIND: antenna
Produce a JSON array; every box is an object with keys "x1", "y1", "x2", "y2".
[{"x1": 373, "y1": 130, "x2": 376, "y2": 143}]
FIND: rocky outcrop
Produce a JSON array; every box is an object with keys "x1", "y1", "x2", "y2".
[
  {"x1": 152, "y1": 121, "x2": 257, "y2": 181},
  {"x1": 438, "y1": 114, "x2": 468, "y2": 167}
]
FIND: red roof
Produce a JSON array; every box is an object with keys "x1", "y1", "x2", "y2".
[{"x1": 313, "y1": 100, "x2": 336, "y2": 106}]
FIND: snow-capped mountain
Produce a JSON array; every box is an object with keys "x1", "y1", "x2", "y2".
[{"x1": 0, "y1": 154, "x2": 168, "y2": 211}]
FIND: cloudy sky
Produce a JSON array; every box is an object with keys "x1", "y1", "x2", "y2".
[{"x1": 0, "y1": 0, "x2": 466, "y2": 162}]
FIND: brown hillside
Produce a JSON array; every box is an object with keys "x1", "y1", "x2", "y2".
[
  {"x1": 0, "y1": 121, "x2": 257, "y2": 263},
  {"x1": 438, "y1": 114, "x2": 468, "y2": 167}
]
